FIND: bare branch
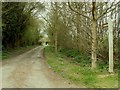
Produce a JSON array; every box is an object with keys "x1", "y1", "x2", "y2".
[
  {"x1": 40, "y1": 14, "x2": 53, "y2": 29},
  {"x1": 68, "y1": 2, "x2": 91, "y2": 20},
  {"x1": 97, "y1": 1, "x2": 120, "y2": 20}
]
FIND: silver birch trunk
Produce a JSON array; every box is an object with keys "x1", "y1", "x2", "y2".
[{"x1": 108, "y1": 18, "x2": 114, "y2": 73}]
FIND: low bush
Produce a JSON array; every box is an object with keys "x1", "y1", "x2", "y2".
[
  {"x1": 74, "y1": 55, "x2": 91, "y2": 64},
  {"x1": 66, "y1": 50, "x2": 79, "y2": 57}
]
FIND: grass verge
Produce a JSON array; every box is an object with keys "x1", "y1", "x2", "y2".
[
  {"x1": 2, "y1": 45, "x2": 38, "y2": 60},
  {"x1": 44, "y1": 46, "x2": 118, "y2": 88}
]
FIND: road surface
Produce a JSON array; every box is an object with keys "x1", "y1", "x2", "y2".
[{"x1": 0, "y1": 46, "x2": 79, "y2": 88}]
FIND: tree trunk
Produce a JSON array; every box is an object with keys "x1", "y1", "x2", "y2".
[
  {"x1": 76, "y1": 13, "x2": 80, "y2": 51},
  {"x1": 91, "y1": 19, "x2": 97, "y2": 69},
  {"x1": 54, "y1": 2, "x2": 58, "y2": 53},
  {"x1": 108, "y1": 18, "x2": 114, "y2": 73},
  {"x1": 91, "y1": 2, "x2": 97, "y2": 69},
  {"x1": 55, "y1": 31, "x2": 57, "y2": 53}
]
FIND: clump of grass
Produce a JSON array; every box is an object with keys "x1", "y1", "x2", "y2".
[
  {"x1": 81, "y1": 69, "x2": 97, "y2": 87},
  {"x1": 2, "y1": 51, "x2": 11, "y2": 59}
]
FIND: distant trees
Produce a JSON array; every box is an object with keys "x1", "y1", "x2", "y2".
[
  {"x1": 2, "y1": 2, "x2": 44, "y2": 49},
  {"x1": 45, "y1": 2, "x2": 119, "y2": 71},
  {"x1": 0, "y1": 2, "x2": 2, "y2": 51}
]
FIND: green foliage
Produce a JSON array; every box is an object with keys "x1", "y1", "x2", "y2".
[
  {"x1": 2, "y1": 3, "x2": 26, "y2": 48},
  {"x1": 98, "y1": 60, "x2": 108, "y2": 70},
  {"x1": 75, "y1": 55, "x2": 86, "y2": 63},
  {"x1": 2, "y1": 2, "x2": 44, "y2": 49},
  {"x1": 66, "y1": 50, "x2": 79, "y2": 57},
  {"x1": 2, "y1": 51, "x2": 10, "y2": 59},
  {"x1": 58, "y1": 48, "x2": 67, "y2": 53},
  {"x1": 22, "y1": 15, "x2": 41, "y2": 45},
  {"x1": 74, "y1": 54, "x2": 90, "y2": 64},
  {"x1": 58, "y1": 47, "x2": 91, "y2": 65},
  {"x1": 44, "y1": 45, "x2": 54, "y2": 52}
]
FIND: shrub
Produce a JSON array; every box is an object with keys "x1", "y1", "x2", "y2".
[
  {"x1": 44, "y1": 46, "x2": 54, "y2": 52},
  {"x1": 66, "y1": 50, "x2": 79, "y2": 57},
  {"x1": 58, "y1": 47, "x2": 68, "y2": 53},
  {"x1": 74, "y1": 55, "x2": 82, "y2": 63},
  {"x1": 74, "y1": 55, "x2": 91, "y2": 64}
]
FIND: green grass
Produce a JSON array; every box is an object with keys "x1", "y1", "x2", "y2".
[
  {"x1": 2, "y1": 45, "x2": 38, "y2": 60},
  {"x1": 45, "y1": 46, "x2": 118, "y2": 88}
]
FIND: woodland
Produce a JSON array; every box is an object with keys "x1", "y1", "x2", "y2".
[{"x1": 1, "y1": 1, "x2": 120, "y2": 88}]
